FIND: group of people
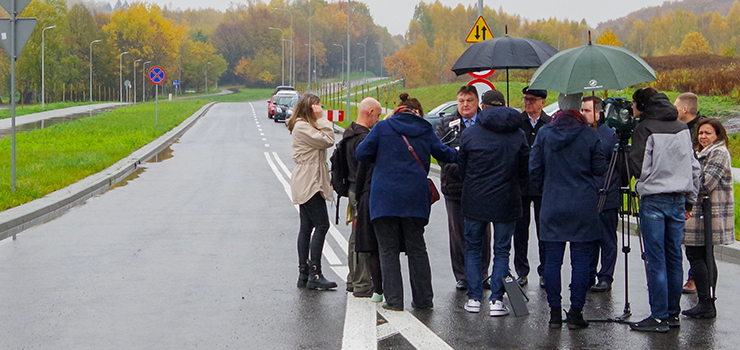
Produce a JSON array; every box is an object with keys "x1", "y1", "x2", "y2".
[{"x1": 284, "y1": 83, "x2": 734, "y2": 332}]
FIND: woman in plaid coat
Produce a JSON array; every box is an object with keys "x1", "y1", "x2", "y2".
[{"x1": 682, "y1": 118, "x2": 735, "y2": 319}]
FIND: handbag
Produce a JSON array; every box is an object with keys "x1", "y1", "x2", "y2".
[{"x1": 401, "y1": 135, "x2": 441, "y2": 204}]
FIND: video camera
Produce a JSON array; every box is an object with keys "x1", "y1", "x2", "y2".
[{"x1": 603, "y1": 97, "x2": 636, "y2": 142}]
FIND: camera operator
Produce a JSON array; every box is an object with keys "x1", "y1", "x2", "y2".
[
  {"x1": 581, "y1": 96, "x2": 620, "y2": 293},
  {"x1": 627, "y1": 87, "x2": 701, "y2": 333}
]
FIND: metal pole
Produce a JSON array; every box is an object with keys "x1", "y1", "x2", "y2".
[
  {"x1": 478, "y1": 0, "x2": 483, "y2": 16},
  {"x1": 155, "y1": 84, "x2": 158, "y2": 126},
  {"x1": 273, "y1": 8, "x2": 293, "y2": 86},
  {"x1": 10, "y1": 0, "x2": 16, "y2": 191},
  {"x1": 89, "y1": 39, "x2": 101, "y2": 102},
  {"x1": 41, "y1": 25, "x2": 55, "y2": 109},
  {"x1": 346, "y1": 0, "x2": 351, "y2": 120},
  {"x1": 333, "y1": 43, "x2": 344, "y2": 84},
  {"x1": 268, "y1": 27, "x2": 285, "y2": 86},
  {"x1": 142, "y1": 61, "x2": 150, "y2": 102},
  {"x1": 119, "y1": 51, "x2": 129, "y2": 102},
  {"x1": 357, "y1": 43, "x2": 366, "y2": 84},
  {"x1": 205, "y1": 62, "x2": 211, "y2": 93},
  {"x1": 133, "y1": 59, "x2": 142, "y2": 104},
  {"x1": 375, "y1": 41, "x2": 383, "y2": 78}
]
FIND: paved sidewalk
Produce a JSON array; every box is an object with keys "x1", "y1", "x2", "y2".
[{"x1": 0, "y1": 102, "x2": 128, "y2": 129}]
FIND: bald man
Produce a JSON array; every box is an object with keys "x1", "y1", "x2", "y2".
[{"x1": 344, "y1": 98, "x2": 383, "y2": 297}]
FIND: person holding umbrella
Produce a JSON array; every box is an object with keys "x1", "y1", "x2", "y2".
[
  {"x1": 682, "y1": 118, "x2": 735, "y2": 319},
  {"x1": 514, "y1": 86, "x2": 551, "y2": 288}
]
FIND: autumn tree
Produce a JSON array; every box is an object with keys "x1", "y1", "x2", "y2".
[{"x1": 678, "y1": 32, "x2": 712, "y2": 55}]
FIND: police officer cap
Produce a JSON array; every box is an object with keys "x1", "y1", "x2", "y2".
[{"x1": 522, "y1": 86, "x2": 547, "y2": 99}]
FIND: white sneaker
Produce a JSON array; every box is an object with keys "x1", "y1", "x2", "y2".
[
  {"x1": 464, "y1": 299, "x2": 481, "y2": 313},
  {"x1": 489, "y1": 300, "x2": 509, "y2": 317}
]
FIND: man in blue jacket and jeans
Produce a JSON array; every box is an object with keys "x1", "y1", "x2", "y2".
[
  {"x1": 628, "y1": 87, "x2": 701, "y2": 333},
  {"x1": 458, "y1": 90, "x2": 530, "y2": 316}
]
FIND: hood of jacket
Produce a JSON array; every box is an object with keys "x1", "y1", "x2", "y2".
[
  {"x1": 641, "y1": 93, "x2": 678, "y2": 122},
  {"x1": 387, "y1": 111, "x2": 431, "y2": 137},
  {"x1": 478, "y1": 106, "x2": 522, "y2": 133},
  {"x1": 547, "y1": 111, "x2": 587, "y2": 151},
  {"x1": 343, "y1": 121, "x2": 370, "y2": 139}
]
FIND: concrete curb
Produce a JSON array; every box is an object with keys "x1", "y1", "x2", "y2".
[{"x1": 0, "y1": 102, "x2": 217, "y2": 242}]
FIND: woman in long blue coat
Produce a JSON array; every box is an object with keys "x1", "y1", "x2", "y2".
[
  {"x1": 530, "y1": 109, "x2": 607, "y2": 329},
  {"x1": 356, "y1": 93, "x2": 457, "y2": 311}
]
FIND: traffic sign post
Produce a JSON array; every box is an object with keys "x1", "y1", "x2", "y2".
[
  {"x1": 0, "y1": 0, "x2": 38, "y2": 193},
  {"x1": 465, "y1": 16, "x2": 492, "y2": 43},
  {"x1": 173, "y1": 80, "x2": 180, "y2": 97},
  {"x1": 148, "y1": 66, "x2": 166, "y2": 126},
  {"x1": 468, "y1": 78, "x2": 496, "y2": 102}
]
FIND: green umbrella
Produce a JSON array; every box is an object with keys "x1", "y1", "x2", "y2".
[{"x1": 529, "y1": 42, "x2": 656, "y2": 94}]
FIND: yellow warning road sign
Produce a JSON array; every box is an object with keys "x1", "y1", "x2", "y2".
[{"x1": 465, "y1": 16, "x2": 493, "y2": 43}]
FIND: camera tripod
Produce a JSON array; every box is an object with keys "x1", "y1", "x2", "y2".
[{"x1": 588, "y1": 137, "x2": 647, "y2": 323}]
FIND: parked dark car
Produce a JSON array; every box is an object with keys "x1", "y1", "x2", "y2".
[
  {"x1": 274, "y1": 96, "x2": 299, "y2": 123},
  {"x1": 424, "y1": 101, "x2": 458, "y2": 130}
]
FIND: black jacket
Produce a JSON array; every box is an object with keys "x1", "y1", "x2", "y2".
[
  {"x1": 458, "y1": 107, "x2": 529, "y2": 222},
  {"x1": 686, "y1": 113, "x2": 705, "y2": 148},
  {"x1": 435, "y1": 109, "x2": 477, "y2": 200},
  {"x1": 519, "y1": 109, "x2": 552, "y2": 196},
  {"x1": 343, "y1": 122, "x2": 371, "y2": 193}
]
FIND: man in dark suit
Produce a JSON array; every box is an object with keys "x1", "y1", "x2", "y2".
[{"x1": 514, "y1": 86, "x2": 551, "y2": 288}]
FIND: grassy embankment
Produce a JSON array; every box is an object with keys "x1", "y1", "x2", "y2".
[{"x1": 0, "y1": 88, "x2": 272, "y2": 211}]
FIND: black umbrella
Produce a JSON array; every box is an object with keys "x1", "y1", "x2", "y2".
[{"x1": 451, "y1": 26, "x2": 558, "y2": 105}]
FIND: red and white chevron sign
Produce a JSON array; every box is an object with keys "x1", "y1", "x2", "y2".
[{"x1": 324, "y1": 110, "x2": 345, "y2": 122}]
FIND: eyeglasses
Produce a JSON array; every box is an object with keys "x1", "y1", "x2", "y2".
[{"x1": 522, "y1": 97, "x2": 543, "y2": 103}]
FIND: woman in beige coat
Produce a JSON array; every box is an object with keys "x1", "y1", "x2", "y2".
[
  {"x1": 682, "y1": 118, "x2": 735, "y2": 318},
  {"x1": 287, "y1": 93, "x2": 337, "y2": 290}
]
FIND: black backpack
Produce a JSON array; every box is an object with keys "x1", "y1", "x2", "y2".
[{"x1": 330, "y1": 139, "x2": 350, "y2": 224}]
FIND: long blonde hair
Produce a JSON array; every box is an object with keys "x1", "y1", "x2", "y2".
[{"x1": 287, "y1": 94, "x2": 321, "y2": 133}]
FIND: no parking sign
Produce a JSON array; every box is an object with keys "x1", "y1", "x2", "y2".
[{"x1": 148, "y1": 66, "x2": 166, "y2": 85}]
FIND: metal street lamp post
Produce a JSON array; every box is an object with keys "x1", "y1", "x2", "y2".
[
  {"x1": 268, "y1": 27, "x2": 285, "y2": 86},
  {"x1": 273, "y1": 8, "x2": 293, "y2": 86},
  {"x1": 304, "y1": 44, "x2": 317, "y2": 88},
  {"x1": 142, "y1": 61, "x2": 151, "y2": 102},
  {"x1": 133, "y1": 59, "x2": 142, "y2": 103},
  {"x1": 119, "y1": 51, "x2": 129, "y2": 102},
  {"x1": 357, "y1": 43, "x2": 366, "y2": 84},
  {"x1": 375, "y1": 41, "x2": 383, "y2": 78},
  {"x1": 308, "y1": 0, "x2": 312, "y2": 90},
  {"x1": 205, "y1": 62, "x2": 211, "y2": 94},
  {"x1": 89, "y1": 40, "x2": 101, "y2": 102},
  {"x1": 333, "y1": 43, "x2": 344, "y2": 84},
  {"x1": 41, "y1": 25, "x2": 55, "y2": 109}
]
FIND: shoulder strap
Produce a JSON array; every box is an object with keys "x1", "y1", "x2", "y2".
[{"x1": 402, "y1": 135, "x2": 426, "y2": 171}]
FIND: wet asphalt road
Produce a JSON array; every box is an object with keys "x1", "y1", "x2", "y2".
[{"x1": 0, "y1": 101, "x2": 739, "y2": 349}]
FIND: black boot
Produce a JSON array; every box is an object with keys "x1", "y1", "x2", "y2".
[
  {"x1": 565, "y1": 308, "x2": 589, "y2": 330},
  {"x1": 549, "y1": 307, "x2": 563, "y2": 329},
  {"x1": 682, "y1": 297, "x2": 716, "y2": 319},
  {"x1": 306, "y1": 261, "x2": 338, "y2": 290},
  {"x1": 297, "y1": 261, "x2": 309, "y2": 288}
]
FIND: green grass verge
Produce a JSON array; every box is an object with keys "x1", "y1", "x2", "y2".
[{"x1": 0, "y1": 89, "x2": 273, "y2": 211}]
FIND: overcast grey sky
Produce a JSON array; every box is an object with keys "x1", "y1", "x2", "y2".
[{"x1": 148, "y1": 0, "x2": 671, "y2": 36}]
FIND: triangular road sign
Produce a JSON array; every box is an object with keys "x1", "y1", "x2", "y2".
[
  {"x1": 0, "y1": 0, "x2": 34, "y2": 16},
  {"x1": 0, "y1": 18, "x2": 38, "y2": 59},
  {"x1": 465, "y1": 16, "x2": 493, "y2": 43}
]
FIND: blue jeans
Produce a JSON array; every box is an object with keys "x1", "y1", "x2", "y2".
[
  {"x1": 464, "y1": 218, "x2": 515, "y2": 302},
  {"x1": 639, "y1": 194, "x2": 685, "y2": 319},
  {"x1": 543, "y1": 241, "x2": 594, "y2": 309}
]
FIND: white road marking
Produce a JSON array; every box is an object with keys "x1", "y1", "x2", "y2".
[
  {"x1": 377, "y1": 322, "x2": 399, "y2": 341},
  {"x1": 377, "y1": 307, "x2": 453, "y2": 350},
  {"x1": 341, "y1": 294, "x2": 377, "y2": 350}
]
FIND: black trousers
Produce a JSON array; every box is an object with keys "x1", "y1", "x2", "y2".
[
  {"x1": 589, "y1": 208, "x2": 619, "y2": 284},
  {"x1": 685, "y1": 246, "x2": 717, "y2": 299},
  {"x1": 373, "y1": 216, "x2": 432, "y2": 309},
  {"x1": 445, "y1": 198, "x2": 490, "y2": 282},
  {"x1": 297, "y1": 193, "x2": 330, "y2": 265},
  {"x1": 513, "y1": 196, "x2": 543, "y2": 278}
]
